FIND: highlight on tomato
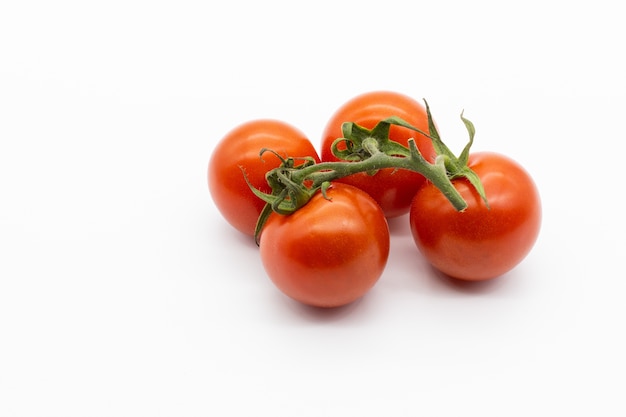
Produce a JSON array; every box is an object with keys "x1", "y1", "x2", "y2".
[
  {"x1": 320, "y1": 91, "x2": 436, "y2": 218},
  {"x1": 409, "y1": 152, "x2": 542, "y2": 281},
  {"x1": 258, "y1": 183, "x2": 390, "y2": 308},
  {"x1": 208, "y1": 119, "x2": 320, "y2": 236}
]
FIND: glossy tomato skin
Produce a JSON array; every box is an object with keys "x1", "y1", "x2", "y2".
[
  {"x1": 409, "y1": 152, "x2": 541, "y2": 281},
  {"x1": 208, "y1": 119, "x2": 320, "y2": 236},
  {"x1": 320, "y1": 91, "x2": 437, "y2": 218},
  {"x1": 259, "y1": 183, "x2": 390, "y2": 308}
]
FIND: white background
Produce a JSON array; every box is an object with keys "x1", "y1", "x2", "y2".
[{"x1": 1, "y1": 1, "x2": 625, "y2": 416}]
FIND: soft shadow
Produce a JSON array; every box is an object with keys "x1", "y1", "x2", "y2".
[
  {"x1": 230, "y1": 230, "x2": 260, "y2": 250},
  {"x1": 281, "y1": 294, "x2": 374, "y2": 324},
  {"x1": 386, "y1": 214, "x2": 412, "y2": 237},
  {"x1": 213, "y1": 221, "x2": 259, "y2": 250},
  {"x1": 428, "y1": 265, "x2": 514, "y2": 295}
]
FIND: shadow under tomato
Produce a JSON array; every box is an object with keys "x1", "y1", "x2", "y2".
[
  {"x1": 428, "y1": 265, "x2": 514, "y2": 295},
  {"x1": 230, "y1": 231, "x2": 260, "y2": 250},
  {"x1": 283, "y1": 294, "x2": 373, "y2": 323},
  {"x1": 385, "y1": 213, "x2": 412, "y2": 237}
]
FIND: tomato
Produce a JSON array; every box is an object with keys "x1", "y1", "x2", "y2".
[
  {"x1": 208, "y1": 119, "x2": 320, "y2": 236},
  {"x1": 259, "y1": 183, "x2": 390, "y2": 308},
  {"x1": 320, "y1": 91, "x2": 437, "y2": 218},
  {"x1": 409, "y1": 152, "x2": 541, "y2": 281}
]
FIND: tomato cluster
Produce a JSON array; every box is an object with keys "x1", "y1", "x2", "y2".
[{"x1": 208, "y1": 91, "x2": 542, "y2": 308}]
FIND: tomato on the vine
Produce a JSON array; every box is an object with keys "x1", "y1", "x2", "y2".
[
  {"x1": 259, "y1": 183, "x2": 390, "y2": 308},
  {"x1": 409, "y1": 152, "x2": 541, "y2": 281},
  {"x1": 320, "y1": 91, "x2": 436, "y2": 218},
  {"x1": 208, "y1": 119, "x2": 320, "y2": 236}
]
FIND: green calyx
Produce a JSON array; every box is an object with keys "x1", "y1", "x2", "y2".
[
  {"x1": 246, "y1": 99, "x2": 490, "y2": 244},
  {"x1": 240, "y1": 150, "x2": 325, "y2": 244},
  {"x1": 421, "y1": 101, "x2": 490, "y2": 209}
]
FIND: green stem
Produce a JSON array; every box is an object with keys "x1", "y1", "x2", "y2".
[
  {"x1": 292, "y1": 139, "x2": 467, "y2": 211},
  {"x1": 247, "y1": 100, "x2": 489, "y2": 243}
]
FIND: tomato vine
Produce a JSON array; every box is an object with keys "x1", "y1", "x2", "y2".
[{"x1": 243, "y1": 100, "x2": 489, "y2": 244}]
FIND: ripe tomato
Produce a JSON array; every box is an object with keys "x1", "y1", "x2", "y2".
[
  {"x1": 259, "y1": 183, "x2": 390, "y2": 308},
  {"x1": 409, "y1": 152, "x2": 541, "y2": 281},
  {"x1": 320, "y1": 91, "x2": 437, "y2": 218},
  {"x1": 208, "y1": 119, "x2": 320, "y2": 236}
]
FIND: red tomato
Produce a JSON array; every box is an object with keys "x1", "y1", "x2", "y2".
[
  {"x1": 320, "y1": 91, "x2": 437, "y2": 218},
  {"x1": 208, "y1": 119, "x2": 320, "y2": 236},
  {"x1": 409, "y1": 152, "x2": 541, "y2": 281},
  {"x1": 259, "y1": 183, "x2": 390, "y2": 308}
]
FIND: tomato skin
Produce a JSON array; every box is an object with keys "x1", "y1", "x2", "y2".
[
  {"x1": 208, "y1": 119, "x2": 320, "y2": 236},
  {"x1": 259, "y1": 183, "x2": 390, "y2": 308},
  {"x1": 409, "y1": 152, "x2": 541, "y2": 281},
  {"x1": 320, "y1": 91, "x2": 437, "y2": 218}
]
